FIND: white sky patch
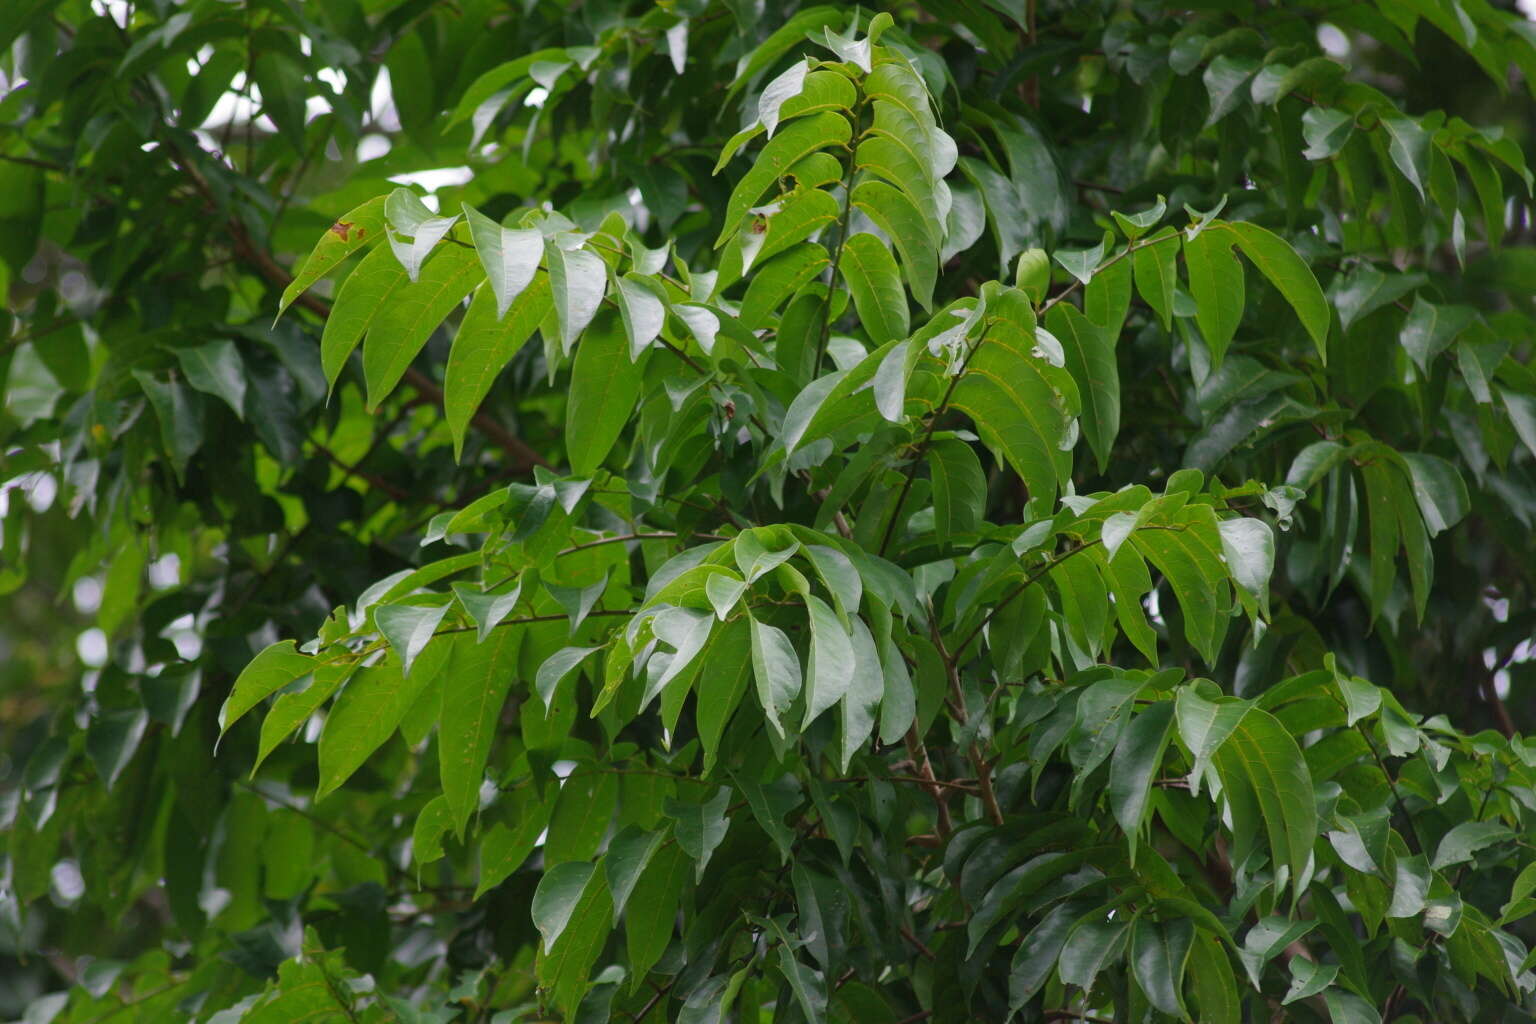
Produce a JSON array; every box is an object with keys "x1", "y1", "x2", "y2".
[
  {"x1": 77, "y1": 628, "x2": 108, "y2": 668},
  {"x1": 388, "y1": 167, "x2": 473, "y2": 204},
  {"x1": 73, "y1": 576, "x2": 103, "y2": 615},
  {"x1": 1317, "y1": 24, "x2": 1349, "y2": 58},
  {"x1": 148, "y1": 553, "x2": 181, "y2": 589},
  {"x1": 358, "y1": 133, "x2": 392, "y2": 162},
  {"x1": 371, "y1": 67, "x2": 402, "y2": 132},
  {"x1": 90, "y1": 0, "x2": 130, "y2": 28},
  {"x1": 1520, "y1": 0, "x2": 1536, "y2": 19}
]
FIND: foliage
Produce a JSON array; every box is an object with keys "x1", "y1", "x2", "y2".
[{"x1": 6, "y1": 0, "x2": 1536, "y2": 1021}]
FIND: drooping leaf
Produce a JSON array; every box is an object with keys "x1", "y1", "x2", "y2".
[
  {"x1": 445, "y1": 275, "x2": 552, "y2": 459},
  {"x1": 838, "y1": 233, "x2": 909, "y2": 345},
  {"x1": 566, "y1": 310, "x2": 644, "y2": 475},
  {"x1": 462, "y1": 204, "x2": 543, "y2": 319},
  {"x1": 362, "y1": 242, "x2": 482, "y2": 409}
]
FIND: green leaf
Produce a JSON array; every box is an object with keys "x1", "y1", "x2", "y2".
[
  {"x1": 546, "y1": 242, "x2": 608, "y2": 355},
  {"x1": 566, "y1": 310, "x2": 644, "y2": 475},
  {"x1": 803, "y1": 593, "x2": 855, "y2": 729},
  {"x1": 1046, "y1": 302, "x2": 1118, "y2": 473},
  {"x1": 716, "y1": 111, "x2": 853, "y2": 247},
  {"x1": 445, "y1": 274, "x2": 551, "y2": 459},
  {"x1": 1324, "y1": 988, "x2": 1382, "y2": 1024},
  {"x1": 532, "y1": 861, "x2": 596, "y2": 950},
  {"x1": 362, "y1": 242, "x2": 482, "y2": 409},
  {"x1": 1112, "y1": 195, "x2": 1167, "y2": 241},
  {"x1": 756, "y1": 187, "x2": 841, "y2": 267},
  {"x1": 438, "y1": 629, "x2": 521, "y2": 835},
  {"x1": 697, "y1": 618, "x2": 752, "y2": 770},
  {"x1": 87, "y1": 708, "x2": 148, "y2": 790},
  {"x1": 1381, "y1": 114, "x2": 1431, "y2": 198},
  {"x1": 949, "y1": 287, "x2": 1078, "y2": 510},
  {"x1": 1302, "y1": 107, "x2": 1354, "y2": 160},
  {"x1": 317, "y1": 650, "x2": 443, "y2": 798},
  {"x1": 1131, "y1": 506, "x2": 1229, "y2": 662},
  {"x1": 757, "y1": 60, "x2": 809, "y2": 137},
  {"x1": 750, "y1": 614, "x2": 802, "y2": 739},
  {"x1": 546, "y1": 771, "x2": 619, "y2": 865},
  {"x1": 1187, "y1": 931, "x2": 1241, "y2": 1024},
  {"x1": 666, "y1": 786, "x2": 731, "y2": 880},
  {"x1": 479, "y1": 792, "x2": 559, "y2": 890},
  {"x1": 613, "y1": 273, "x2": 666, "y2": 358},
  {"x1": 1182, "y1": 226, "x2": 1244, "y2": 367},
  {"x1": 851, "y1": 180, "x2": 937, "y2": 310},
  {"x1": 740, "y1": 244, "x2": 832, "y2": 330},
  {"x1": 375, "y1": 603, "x2": 450, "y2": 677},
  {"x1": 1009, "y1": 901, "x2": 1081, "y2": 1007},
  {"x1": 1058, "y1": 916, "x2": 1129, "y2": 993},
  {"x1": 839, "y1": 233, "x2": 909, "y2": 345},
  {"x1": 539, "y1": 870, "x2": 612, "y2": 1019},
  {"x1": 604, "y1": 826, "x2": 664, "y2": 923},
  {"x1": 1399, "y1": 452, "x2": 1469, "y2": 535},
  {"x1": 725, "y1": 6, "x2": 844, "y2": 100},
  {"x1": 1216, "y1": 516, "x2": 1274, "y2": 616},
  {"x1": 462, "y1": 204, "x2": 542, "y2": 319},
  {"x1": 1282, "y1": 957, "x2": 1339, "y2": 1004},
  {"x1": 219, "y1": 640, "x2": 315, "y2": 735},
  {"x1": 133, "y1": 370, "x2": 203, "y2": 479},
  {"x1": 322, "y1": 243, "x2": 408, "y2": 391},
  {"x1": 536, "y1": 646, "x2": 602, "y2": 709},
  {"x1": 1204, "y1": 55, "x2": 1259, "y2": 124},
  {"x1": 838, "y1": 617, "x2": 883, "y2": 771},
  {"x1": 778, "y1": 946, "x2": 828, "y2": 1024},
  {"x1": 705, "y1": 573, "x2": 747, "y2": 621},
  {"x1": 1174, "y1": 688, "x2": 1249, "y2": 795},
  {"x1": 1222, "y1": 221, "x2": 1330, "y2": 363},
  {"x1": 1131, "y1": 915, "x2": 1192, "y2": 1017},
  {"x1": 927, "y1": 439, "x2": 986, "y2": 544},
  {"x1": 278, "y1": 196, "x2": 388, "y2": 319},
  {"x1": 1133, "y1": 229, "x2": 1179, "y2": 331},
  {"x1": 174, "y1": 340, "x2": 247, "y2": 418},
  {"x1": 626, "y1": 843, "x2": 689, "y2": 982},
  {"x1": 1433, "y1": 821, "x2": 1515, "y2": 870},
  {"x1": 1399, "y1": 296, "x2": 1475, "y2": 373},
  {"x1": 1212, "y1": 708, "x2": 1317, "y2": 899},
  {"x1": 255, "y1": 660, "x2": 353, "y2": 773},
  {"x1": 1108, "y1": 701, "x2": 1175, "y2": 851}
]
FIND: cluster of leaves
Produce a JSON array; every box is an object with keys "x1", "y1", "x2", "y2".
[{"x1": 5, "y1": 0, "x2": 1536, "y2": 1022}]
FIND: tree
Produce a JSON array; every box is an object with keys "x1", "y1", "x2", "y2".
[{"x1": 5, "y1": 0, "x2": 1536, "y2": 1019}]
